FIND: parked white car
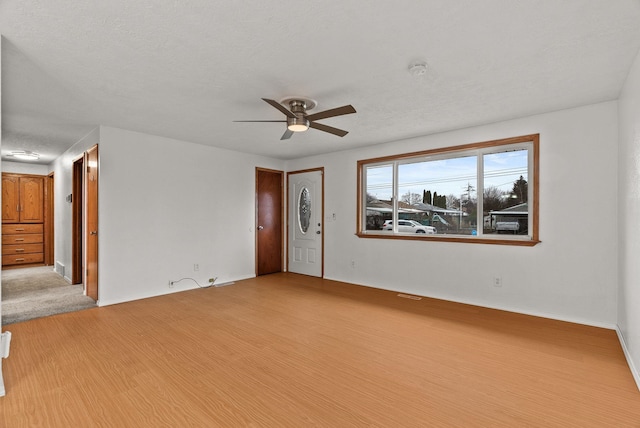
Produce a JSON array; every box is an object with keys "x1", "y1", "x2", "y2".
[{"x1": 382, "y1": 220, "x2": 436, "y2": 234}]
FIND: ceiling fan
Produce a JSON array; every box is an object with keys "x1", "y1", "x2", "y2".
[{"x1": 235, "y1": 97, "x2": 356, "y2": 140}]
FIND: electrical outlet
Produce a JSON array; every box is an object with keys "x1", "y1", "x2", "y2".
[
  {"x1": 194, "y1": 264, "x2": 199, "y2": 271},
  {"x1": 493, "y1": 277, "x2": 502, "y2": 287},
  {"x1": 350, "y1": 260, "x2": 356, "y2": 269}
]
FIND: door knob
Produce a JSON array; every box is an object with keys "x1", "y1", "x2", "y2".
[
  {"x1": 257, "y1": 226, "x2": 264, "y2": 230},
  {"x1": 316, "y1": 231, "x2": 321, "y2": 234},
  {"x1": 90, "y1": 231, "x2": 97, "y2": 235}
]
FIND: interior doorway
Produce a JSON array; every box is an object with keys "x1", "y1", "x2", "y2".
[
  {"x1": 72, "y1": 156, "x2": 84, "y2": 285},
  {"x1": 71, "y1": 145, "x2": 99, "y2": 301}
]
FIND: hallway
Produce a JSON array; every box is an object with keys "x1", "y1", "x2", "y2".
[{"x1": 1, "y1": 266, "x2": 95, "y2": 325}]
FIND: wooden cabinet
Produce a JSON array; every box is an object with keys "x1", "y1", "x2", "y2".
[
  {"x1": 2, "y1": 173, "x2": 45, "y2": 267},
  {"x1": 2, "y1": 174, "x2": 44, "y2": 223}
]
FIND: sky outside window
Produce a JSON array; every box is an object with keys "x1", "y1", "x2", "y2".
[
  {"x1": 398, "y1": 155, "x2": 477, "y2": 202},
  {"x1": 365, "y1": 164, "x2": 393, "y2": 201},
  {"x1": 366, "y1": 150, "x2": 528, "y2": 204}
]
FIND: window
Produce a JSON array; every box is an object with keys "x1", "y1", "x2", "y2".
[{"x1": 357, "y1": 134, "x2": 539, "y2": 246}]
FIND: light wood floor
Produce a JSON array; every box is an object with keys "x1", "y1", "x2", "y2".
[{"x1": 1, "y1": 273, "x2": 639, "y2": 427}]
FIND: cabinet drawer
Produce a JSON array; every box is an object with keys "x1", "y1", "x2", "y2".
[
  {"x1": 2, "y1": 243, "x2": 43, "y2": 255},
  {"x1": 2, "y1": 224, "x2": 43, "y2": 235},
  {"x1": 2, "y1": 233, "x2": 43, "y2": 245},
  {"x1": 3, "y1": 253, "x2": 44, "y2": 266}
]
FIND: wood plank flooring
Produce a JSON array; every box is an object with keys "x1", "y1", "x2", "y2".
[{"x1": 1, "y1": 273, "x2": 639, "y2": 427}]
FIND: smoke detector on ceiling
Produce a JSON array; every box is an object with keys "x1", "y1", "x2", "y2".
[{"x1": 408, "y1": 62, "x2": 428, "y2": 77}]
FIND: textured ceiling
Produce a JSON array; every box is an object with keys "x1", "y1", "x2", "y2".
[{"x1": 1, "y1": 1, "x2": 640, "y2": 164}]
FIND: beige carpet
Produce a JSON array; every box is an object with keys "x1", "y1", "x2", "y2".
[{"x1": 2, "y1": 266, "x2": 96, "y2": 325}]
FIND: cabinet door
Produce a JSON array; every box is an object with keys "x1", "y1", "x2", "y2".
[
  {"x1": 19, "y1": 176, "x2": 44, "y2": 223},
  {"x1": 2, "y1": 175, "x2": 20, "y2": 223}
]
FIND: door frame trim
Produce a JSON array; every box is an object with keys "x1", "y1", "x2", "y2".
[
  {"x1": 286, "y1": 167, "x2": 324, "y2": 277},
  {"x1": 44, "y1": 172, "x2": 54, "y2": 266},
  {"x1": 255, "y1": 167, "x2": 285, "y2": 276}
]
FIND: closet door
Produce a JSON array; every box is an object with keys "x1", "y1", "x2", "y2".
[
  {"x1": 19, "y1": 176, "x2": 44, "y2": 223},
  {"x1": 2, "y1": 175, "x2": 19, "y2": 223}
]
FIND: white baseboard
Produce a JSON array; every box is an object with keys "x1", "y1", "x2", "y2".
[
  {"x1": 98, "y1": 274, "x2": 257, "y2": 307},
  {"x1": 323, "y1": 276, "x2": 617, "y2": 330},
  {"x1": 615, "y1": 326, "x2": 640, "y2": 392}
]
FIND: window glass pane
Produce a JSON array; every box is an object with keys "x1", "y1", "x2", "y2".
[
  {"x1": 398, "y1": 155, "x2": 477, "y2": 235},
  {"x1": 298, "y1": 187, "x2": 311, "y2": 233},
  {"x1": 365, "y1": 164, "x2": 393, "y2": 231},
  {"x1": 483, "y1": 149, "x2": 528, "y2": 235}
]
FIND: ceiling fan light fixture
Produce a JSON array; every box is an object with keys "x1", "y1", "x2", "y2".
[
  {"x1": 9, "y1": 150, "x2": 40, "y2": 161},
  {"x1": 287, "y1": 117, "x2": 310, "y2": 132}
]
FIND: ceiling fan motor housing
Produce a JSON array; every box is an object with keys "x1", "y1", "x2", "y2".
[
  {"x1": 287, "y1": 100, "x2": 310, "y2": 131},
  {"x1": 289, "y1": 99, "x2": 307, "y2": 112}
]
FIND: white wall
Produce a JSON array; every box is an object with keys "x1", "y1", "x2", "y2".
[
  {"x1": 618, "y1": 47, "x2": 640, "y2": 386},
  {"x1": 97, "y1": 126, "x2": 285, "y2": 305},
  {"x1": 51, "y1": 127, "x2": 100, "y2": 281},
  {"x1": 1, "y1": 161, "x2": 50, "y2": 175},
  {"x1": 287, "y1": 101, "x2": 619, "y2": 328}
]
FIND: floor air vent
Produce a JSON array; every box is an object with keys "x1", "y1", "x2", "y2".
[{"x1": 397, "y1": 293, "x2": 422, "y2": 300}]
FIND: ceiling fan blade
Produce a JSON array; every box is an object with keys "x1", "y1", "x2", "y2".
[
  {"x1": 305, "y1": 105, "x2": 356, "y2": 122},
  {"x1": 281, "y1": 129, "x2": 294, "y2": 140},
  {"x1": 309, "y1": 121, "x2": 349, "y2": 137},
  {"x1": 262, "y1": 98, "x2": 297, "y2": 118},
  {"x1": 233, "y1": 120, "x2": 287, "y2": 122}
]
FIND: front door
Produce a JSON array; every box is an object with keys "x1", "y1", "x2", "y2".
[
  {"x1": 256, "y1": 168, "x2": 283, "y2": 275},
  {"x1": 288, "y1": 169, "x2": 323, "y2": 277}
]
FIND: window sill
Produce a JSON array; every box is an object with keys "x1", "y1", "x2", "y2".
[{"x1": 356, "y1": 231, "x2": 541, "y2": 247}]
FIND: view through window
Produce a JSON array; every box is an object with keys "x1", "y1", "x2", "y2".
[{"x1": 358, "y1": 134, "x2": 539, "y2": 245}]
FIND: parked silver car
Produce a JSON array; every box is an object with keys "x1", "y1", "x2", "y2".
[{"x1": 382, "y1": 220, "x2": 436, "y2": 234}]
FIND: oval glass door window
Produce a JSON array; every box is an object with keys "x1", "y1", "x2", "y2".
[{"x1": 298, "y1": 187, "x2": 311, "y2": 233}]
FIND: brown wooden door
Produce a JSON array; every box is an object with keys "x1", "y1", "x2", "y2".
[
  {"x1": 85, "y1": 145, "x2": 99, "y2": 301},
  {"x1": 256, "y1": 168, "x2": 283, "y2": 275},
  {"x1": 2, "y1": 174, "x2": 19, "y2": 223}
]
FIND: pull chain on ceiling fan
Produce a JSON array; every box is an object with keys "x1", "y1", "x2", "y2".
[{"x1": 234, "y1": 98, "x2": 356, "y2": 140}]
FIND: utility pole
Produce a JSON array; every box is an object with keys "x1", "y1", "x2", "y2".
[{"x1": 460, "y1": 182, "x2": 476, "y2": 232}]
